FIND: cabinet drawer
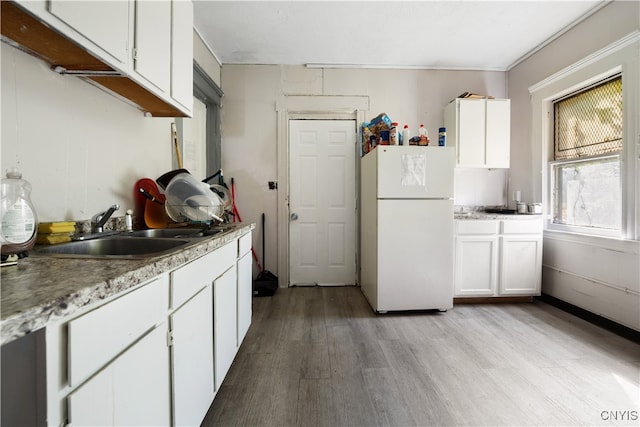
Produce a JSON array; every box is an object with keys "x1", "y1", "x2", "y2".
[
  {"x1": 501, "y1": 219, "x2": 543, "y2": 235},
  {"x1": 456, "y1": 220, "x2": 499, "y2": 235},
  {"x1": 238, "y1": 232, "x2": 251, "y2": 257},
  {"x1": 171, "y1": 241, "x2": 236, "y2": 309},
  {"x1": 68, "y1": 275, "x2": 169, "y2": 386}
]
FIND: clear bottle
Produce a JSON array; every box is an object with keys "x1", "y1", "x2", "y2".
[
  {"x1": 1, "y1": 168, "x2": 38, "y2": 256},
  {"x1": 402, "y1": 125, "x2": 411, "y2": 146},
  {"x1": 418, "y1": 124, "x2": 429, "y2": 146}
]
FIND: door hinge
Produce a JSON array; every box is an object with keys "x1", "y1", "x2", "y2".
[
  {"x1": 166, "y1": 330, "x2": 173, "y2": 347},
  {"x1": 132, "y1": 47, "x2": 137, "y2": 61}
]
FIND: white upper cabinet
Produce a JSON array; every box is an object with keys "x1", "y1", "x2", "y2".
[
  {"x1": 134, "y1": 0, "x2": 171, "y2": 92},
  {"x1": 4, "y1": 0, "x2": 193, "y2": 117},
  {"x1": 171, "y1": 0, "x2": 194, "y2": 111},
  {"x1": 444, "y1": 98, "x2": 511, "y2": 168},
  {"x1": 49, "y1": 0, "x2": 130, "y2": 67},
  {"x1": 485, "y1": 99, "x2": 510, "y2": 167}
]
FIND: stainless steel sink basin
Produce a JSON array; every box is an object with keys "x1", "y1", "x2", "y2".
[
  {"x1": 127, "y1": 228, "x2": 204, "y2": 238},
  {"x1": 34, "y1": 237, "x2": 192, "y2": 259}
]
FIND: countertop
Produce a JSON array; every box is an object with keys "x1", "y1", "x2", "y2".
[
  {"x1": 0, "y1": 223, "x2": 254, "y2": 346},
  {"x1": 454, "y1": 212, "x2": 544, "y2": 220}
]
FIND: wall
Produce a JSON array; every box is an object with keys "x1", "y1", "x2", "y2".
[
  {"x1": 508, "y1": 0, "x2": 639, "y2": 204},
  {"x1": 508, "y1": 0, "x2": 640, "y2": 331},
  {"x1": 1, "y1": 28, "x2": 223, "y2": 226},
  {"x1": 193, "y1": 29, "x2": 221, "y2": 88},
  {"x1": 1, "y1": 44, "x2": 173, "y2": 223},
  {"x1": 220, "y1": 65, "x2": 507, "y2": 276}
]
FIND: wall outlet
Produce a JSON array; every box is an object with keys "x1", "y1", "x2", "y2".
[{"x1": 268, "y1": 181, "x2": 278, "y2": 190}]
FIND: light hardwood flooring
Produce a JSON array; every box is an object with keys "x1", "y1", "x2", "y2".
[{"x1": 202, "y1": 287, "x2": 640, "y2": 427}]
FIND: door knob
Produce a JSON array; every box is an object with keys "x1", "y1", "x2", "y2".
[{"x1": 290, "y1": 213, "x2": 299, "y2": 221}]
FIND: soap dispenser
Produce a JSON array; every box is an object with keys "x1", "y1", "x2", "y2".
[{"x1": 1, "y1": 168, "x2": 38, "y2": 257}]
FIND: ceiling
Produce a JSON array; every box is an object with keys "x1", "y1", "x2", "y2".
[{"x1": 193, "y1": 0, "x2": 607, "y2": 71}]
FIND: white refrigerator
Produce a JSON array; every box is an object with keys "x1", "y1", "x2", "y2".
[{"x1": 360, "y1": 146, "x2": 455, "y2": 312}]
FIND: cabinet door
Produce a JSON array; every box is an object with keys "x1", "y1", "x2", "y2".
[
  {"x1": 237, "y1": 251, "x2": 252, "y2": 346},
  {"x1": 171, "y1": 0, "x2": 193, "y2": 112},
  {"x1": 457, "y1": 99, "x2": 486, "y2": 167},
  {"x1": 67, "y1": 275, "x2": 168, "y2": 387},
  {"x1": 499, "y1": 236, "x2": 543, "y2": 296},
  {"x1": 454, "y1": 236, "x2": 498, "y2": 296},
  {"x1": 171, "y1": 285, "x2": 214, "y2": 427},
  {"x1": 485, "y1": 99, "x2": 510, "y2": 168},
  {"x1": 214, "y1": 267, "x2": 238, "y2": 390},
  {"x1": 134, "y1": 0, "x2": 171, "y2": 92},
  {"x1": 49, "y1": 0, "x2": 129, "y2": 65},
  {"x1": 67, "y1": 324, "x2": 171, "y2": 426}
]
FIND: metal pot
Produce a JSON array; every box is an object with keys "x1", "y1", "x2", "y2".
[
  {"x1": 516, "y1": 202, "x2": 528, "y2": 214},
  {"x1": 527, "y1": 203, "x2": 542, "y2": 214}
]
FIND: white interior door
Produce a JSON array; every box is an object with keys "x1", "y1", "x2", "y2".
[{"x1": 289, "y1": 120, "x2": 356, "y2": 286}]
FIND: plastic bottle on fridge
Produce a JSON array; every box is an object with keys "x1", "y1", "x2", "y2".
[
  {"x1": 401, "y1": 125, "x2": 411, "y2": 146},
  {"x1": 418, "y1": 124, "x2": 428, "y2": 145},
  {"x1": 438, "y1": 127, "x2": 447, "y2": 146},
  {"x1": 390, "y1": 122, "x2": 398, "y2": 145}
]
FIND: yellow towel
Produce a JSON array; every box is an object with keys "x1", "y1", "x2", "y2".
[
  {"x1": 38, "y1": 222, "x2": 76, "y2": 233},
  {"x1": 36, "y1": 233, "x2": 72, "y2": 245}
]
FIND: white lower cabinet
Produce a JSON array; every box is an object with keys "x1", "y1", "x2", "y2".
[
  {"x1": 454, "y1": 235, "x2": 499, "y2": 296},
  {"x1": 499, "y1": 235, "x2": 543, "y2": 295},
  {"x1": 170, "y1": 285, "x2": 214, "y2": 427},
  {"x1": 68, "y1": 323, "x2": 171, "y2": 426},
  {"x1": 214, "y1": 266, "x2": 238, "y2": 390},
  {"x1": 237, "y1": 233, "x2": 253, "y2": 346},
  {"x1": 39, "y1": 230, "x2": 253, "y2": 426},
  {"x1": 454, "y1": 219, "x2": 542, "y2": 297}
]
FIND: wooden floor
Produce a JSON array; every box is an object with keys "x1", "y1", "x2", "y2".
[{"x1": 202, "y1": 287, "x2": 640, "y2": 427}]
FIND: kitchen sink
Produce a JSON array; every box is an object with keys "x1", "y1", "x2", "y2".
[
  {"x1": 127, "y1": 228, "x2": 205, "y2": 238},
  {"x1": 34, "y1": 236, "x2": 192, "y2": 259},
  {"x1": 484, "y1": 208, "x2": 517, "y2": 214}
]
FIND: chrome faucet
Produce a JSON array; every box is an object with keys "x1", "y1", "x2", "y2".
[{"x1": 91, "y1": 204, "x2": 120, "y2": 233}]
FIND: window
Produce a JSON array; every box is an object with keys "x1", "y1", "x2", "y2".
[
  {"x1": 179, "y1": 63, "x2": 223, "y2": 178},
  {"x1": 550, "y1": 75, "x2": 623, "y2": 235}
]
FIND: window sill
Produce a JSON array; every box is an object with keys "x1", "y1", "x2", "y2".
[{"x1": 543, "y1": 228, "x2": 639, "y2": 253}]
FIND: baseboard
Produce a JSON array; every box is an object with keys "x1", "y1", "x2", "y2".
[
  {"x1": 454, "y1": 296, "x2": 534, "y2": 304},
  {"x1": 538, "y1": 293, "x2": 640, "y2": 343}
]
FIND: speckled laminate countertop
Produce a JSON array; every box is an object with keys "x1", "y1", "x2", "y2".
[
  {"x1": 454, "y1": 212, "x2": 544, "y2": 220},
  {"x1": 0, "y1": 223, "x2": 254, "y2": 346}
]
